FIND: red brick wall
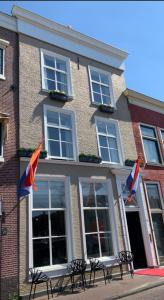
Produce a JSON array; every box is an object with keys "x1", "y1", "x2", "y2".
[
  {"x1": 128, "y1": 103, "x2": 164, "y2": 197},
  {"x1": 0, "y1": 27, "x2": 19, "y2": 299}
]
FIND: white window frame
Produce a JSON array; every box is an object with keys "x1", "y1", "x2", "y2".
[
  {"x1": 160, "y1": 128, "x2": 164, "y2": 146},
  {"x1": 139, "y1": 123, "x2": 163, "y2": 165},
  {"x1": 44, "y1": 104, "x2": 78, "y2": 161},
  {"x1": 29, "y1": 175, "x2": 73, "y2": 273},
  {"x1": 88, "y1": 65, "x2": 115, "y2": 107},
  {"x1": 79, "y1": 177, "x2": 118, "y2": 263},
  {"x1": 0, "y1": 123, "x2": 3, "y2": 158},
  {"x1": 95, "y1": 116, "x2": 124, "y2": 165},
  {"x1": 40, "y1": 48, "x2": 73, "y2": 96}
]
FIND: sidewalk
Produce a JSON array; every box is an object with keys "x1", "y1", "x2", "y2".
[{"x1": 36, "y1": 274, "x2": 164, "y2": 300}]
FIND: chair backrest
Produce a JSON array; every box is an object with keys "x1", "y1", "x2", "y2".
[
  {"x1": 29, "y1": 268, "x2": 43, "y2": 283},
  {"x1": 68, "y1": 259, "x2": 87, "y2": 273},
  {"x1": 118, "y1": 251, "x2": 134, "y2": 263},
  {"x1": 89, "y1": 258, "x2": 105, "y2": 270}
]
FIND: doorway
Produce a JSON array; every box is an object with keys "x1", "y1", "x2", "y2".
[{"x1": 126, "y1": 211, "x2": 147, "y2": 269}]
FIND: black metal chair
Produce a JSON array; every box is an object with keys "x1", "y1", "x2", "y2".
[
  {"x1": 67, "y1": 259, "x2": 87, "y2": 292},
  {"x1": 89, "y1": 258, "x2": 107, "y2": 285},
  {"x1": 117, "y1": 251, "x2": 134, "y2": 279},
  {"x1": 29, "y1": 268, "x2": 53, "y2": 299}
]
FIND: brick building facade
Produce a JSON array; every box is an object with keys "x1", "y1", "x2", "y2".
[{"x1": 0, "y1": 23, "x2": 19, "y2": 300}]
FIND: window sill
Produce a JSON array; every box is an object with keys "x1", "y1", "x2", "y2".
[
  {"x1": 0, "y1": 157, "x2": 4, "y2": 162},
  {"x1": 41, "y1": 89, "x2": 73, "y2": 99},
  {"x1": 0, "y1": 75, "x2": 5, "y2": 81},
  {"x1": 146, "y1": 162, "x2": 164, "y2": 168}
]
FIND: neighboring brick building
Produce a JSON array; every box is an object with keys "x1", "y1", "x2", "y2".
[
  {"x1": 0, "y1": 13, "x2": 19, "y2": 300},
  {"x1": 125, "y1": 88, "x2": 164, "y2": 267}
]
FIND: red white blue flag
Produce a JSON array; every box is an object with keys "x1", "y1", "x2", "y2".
[
  {"x1": 18, "y1": 143, "x2": 42, "y2": 198},
  {"x1": 126, "y1": 157, "x2": 143, "y2": 195}
]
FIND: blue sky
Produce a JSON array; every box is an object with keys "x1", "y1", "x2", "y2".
[{"x1": 1, "y1": 1, "x2": 164, "y2": 101}]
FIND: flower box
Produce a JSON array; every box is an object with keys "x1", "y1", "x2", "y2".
[
  {"x1": 99, "y1": 104, "x2": 115, "y2": 113},
  {"x1": 49, "y1": 90, "x2": 73, "y2": 102},
  {"x1": 125, "y1": 159, "x2": 144, "y2": 167},
  {"x1": 79, "y1": 154, "x2": 102, "y2": 164},
  {"x1": 17, "y1": 148, "x2": 47, "y2": 159}
]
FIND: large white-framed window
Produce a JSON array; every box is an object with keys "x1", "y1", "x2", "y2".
[
  {"x1": 41, "y1": 49, "x2": 72, "y2": 95},
  {"x1": 79, "y1": 178, "x2": 118, "y2": 261},
  {"x1": 29, "y1": 176, "x2": 73, "y2": 270},
  {"x1": 88, "y1": 66, "x2": 115, "y2": 106},
  {"x1": 44, "y1": 105, "x2": 77, "y2": 160},
  {"x1": 95, "y1": 117, "x2": 123, "y2": 164},
  {"x1": 0, "y1": 123, "x2": 2, "y2": 157},
  {"x1": 145, "y1": 182, "x2": 164, "y2": 258},
  {"x1": 140, "y1": 124, "x2": 162, "y2": 164},
  {"x1": 160, "y1": 129, "x2": 164, "y2": 146},
  {"x1": 0, "y1": 39, "x2": 9, "y2": 80}
]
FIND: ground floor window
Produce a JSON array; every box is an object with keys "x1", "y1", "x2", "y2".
[
  {"x1": 146, "y1": 182, "x2": 164, "y2": 257},
  {"x1": 31, "y1": 178, "x2": 70, "y2": 268},
  {"x1": 80, "y1": 179, "x2": 114, "y2": 259}
]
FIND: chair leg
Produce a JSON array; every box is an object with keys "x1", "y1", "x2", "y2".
[
  {"x1": 129, "y1": 263, "x2": 134, "y2": 278},
  {"x1": 89, "y1": 270, "x2": 93, "y2": 285},
  {"x1": 46, "y1": 281, "x2": 49, "y2": 300},
  {"x1": 119, "y1": 264, "x2": 123, "y2": 280},
  {"x1": 29, "y1": 283, "x2": 33, "y2": 300},
  {"x1": 93, "y1": 270, "x2": 96, "y2": 286},
  {"x1": 33, "y1": 284, "x2": 36, "y2": 299},
  {"x1": 70, "y1": 275, "x2": 74, "y2": 293},
  {"x1": 103, "y1": 269, "x2": 106, "y2": 285},
  {"x1": 49, "y1": 279, "x2": 53, "y2": 297}
]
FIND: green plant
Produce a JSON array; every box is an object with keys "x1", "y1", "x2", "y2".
[
  {"x1": 9, "y1": 292, "x2": 19, "y2": 300},
  {"x1": 49, "y1": 89, "x2": 66, "y2": 95}
]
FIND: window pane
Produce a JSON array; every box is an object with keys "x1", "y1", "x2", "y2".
[
  {"x1": 101, "y1": 86, "x2": 110, "y2": 96},
  {"x1": 52, "y1": 237, "x2": 67, "y2": 264},
  {"x1": 47, "y1": 110, "x2": 59, "y2": 125},
  {"x1": 61, "y1": 142, "x2": 73, "y2": 158},
  {"x1": 102, "y1": 95, "x2": 110, "y2": 105},
  {"x1": 108, "y1": 137, "x2": 117, "y2": 149},
  {"x1": 100, "y1": 147, "x2": 109, "y2": 161},
  {"x1": 97, "y1": 121, "x2": 106, "y2": 134},
  {"x1": 48, "y1": 140, "x2": 60, "y2": 157},
  {"x1": 60, "y1": 113, "x2": 72, "y2": 128},
  {"x1": 0, "y1": 48, "x2": 3, "y2": 75},
  {"x1": 44, "y1": 54, "x2": 55, "y2": 68},
  {"x1": 45, "y1": 79, "x2": 56, "y2": 90},
  {"x1": 143, "y1": 139, "x2": 161, "y2": 163},
  {"x1": 50, "y1": 181, "x2": 65, "y2": 208},
  {"x1": 86, "y1": 234, "x2": 99, "y2": 258},
  {"x1": 100, "y1": 233, "x2": 113, "y2": 256},
  {"x1": 93, "y1": 93, "x2": 101, "y2": 104},
  {"x1": 97, "y1": 210, "x2": 110, "y2": 231},
  {"x1": 48, "y1": 127, "x2": 59, "y2": 140},
  {"x1": 32, "y1": 211, "x2": 49, "y2": 237},
  {"x1": 146, "y1": 184, "x2": 162, "y2": 209},
  {"x1": 141, "y1": 125, "x2": 156, "y2": 138},
  {"x1": 51, "y1": 211, "x2": 65, "y2": 235},
  {"x1": 107, "y1": 123, "x2": 116, "y2": 136},
  {"x1": 33, "y1": 181, "x2": 49, "y2": 208},
  {"x1": 82, "y1": 183, "x2": 95, "y2": 207},
  {"x1": 99, "y1": 136, "x2": 107, "y2": 147},
  {"x1": 100, "y1": 73, "x2": 109, "y2": 85},
  {"x1": 56, "y1": 72, "x2": 67, "y2": 84},
  {"x1": 57, "y1": 82, "x2": 68, "y2": 94},
  {"x1": 0, "y1": 123, "x2": 2, "y2": 156},
  {"x1": 56, "y1": 58, "x2": 67, "y2": 72},
  {"x1": 152, "y1": 214, "x2": 164, "y2": 256},
  {"x1": 84, "y1": 210, "x2": 97, "y2": 233},
  {"x1": 161, "y1": 130, "x2": 164, "y2": 141},
  {"x1": 33, "y1": 239, "x2": 50, "y2": 267},
  {"x1": 44, "y1": 67, "x2": 55, "y2": 80},
  {"x1": 95, "y1": 183, "x2": 108, "y2": 207},
  {"x1": 90, "y1": 70, "x2": 100, "y2": 82},
  {"x1": 92, "y1": 83, "x2": 101, "y2": 93},
  {"x1": 61, "y1": 129, "x2": 72, "y2": 142},
  {"x1": 110, "y1": 149, "x2": 119, "y2": 163}
]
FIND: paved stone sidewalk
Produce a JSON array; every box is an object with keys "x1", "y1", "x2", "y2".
[{"x1": 35, "y1": 274, "x2": 164, "y2": 300}]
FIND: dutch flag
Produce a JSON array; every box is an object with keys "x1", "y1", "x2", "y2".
[{"x1": 126, "y1": 157, "x2": 143, "y2": 195}]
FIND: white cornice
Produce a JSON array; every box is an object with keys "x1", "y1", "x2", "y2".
[
  {"x1": 124, "y1": 88, "x2": 164, "y2": 114},
  {"x1": 11, "y1": 5, "x2": 128, "y2": 70},
  {"x1": 0, "y1": 12, "x2": 17, "y2": 32}
]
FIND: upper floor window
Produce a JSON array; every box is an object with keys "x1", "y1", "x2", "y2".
[
  {"x1": 0, "y1": 123, "x2": 2, "y2": 157},
  {"x1": 89, "y1": 66, "x2": 114, "y2": 106},
  {"x1": 161, "y1": 129, "x2": 164, "y2": 145},
  {"x1": 0, "y1": 48, "x2": 4, "y2": 78},
  {"x1": 41, "y1": 49, "x2": 72, "y2": 95},
  {"x1": 96, "y1": 118, "x2": 122, "y2": 164},
  {"x1": 44, "y1": 105, "x2": 76, "y2": 160},
  {"x1": 140, "y1": 125, "x2": 162, "y2": 164}
]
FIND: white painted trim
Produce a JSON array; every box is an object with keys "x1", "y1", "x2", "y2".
[
  {"x1": 43, "y1": 104, "x2": 78, "y2": 161},
  {"x1": 79, "y1": 177, "x2": 119, "y2": 262},
  {"x1": 29, "y1": 175, "x2": 73, "y2": 271},
  {"x1": 139, "y1": 123, "x2": 164, "y2": 165},
  {"x1": 88, "y1": 65, "x2": 116, "y2": 107},
  {"x1": 0, "y1": 12, "x2": 17, "y2": 32},
  {"x1": 0, "y1": 47, "x2": 5, "y2": 80},
  {"x1": 40, "y1": 48, "x2": 73, "y2": 96},
  {"x1": 95, "y1": 116, "x2": 124, "y2": 166}
]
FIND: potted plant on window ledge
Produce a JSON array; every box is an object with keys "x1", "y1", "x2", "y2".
[
  {"x1": 79, "y1": 153, "x2": 102, "y2": 164},
  {"x1": 98, "y1": 104, "x2": 115, "y2": 113},
  {"x1": 49, "y1": 90, "x2": 73, "y2": 102},
  {"x1": 17, "y1": 147, "x2": 47, "y2": 159}
]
